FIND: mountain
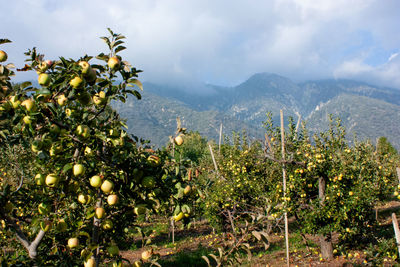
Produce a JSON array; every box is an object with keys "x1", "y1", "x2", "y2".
[{"x1": 114, "y1": 73, "x2": 400, "y2": 149}]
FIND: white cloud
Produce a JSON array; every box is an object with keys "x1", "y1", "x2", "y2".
[{"x1": 2, "y1": 0, "x2": 400, "y2": 88}]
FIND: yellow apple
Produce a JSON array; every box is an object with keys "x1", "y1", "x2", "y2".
[
  {"x1": 0, "y1": 50, "x2": 7, "y2": 62},
  {"x1": 141, "y1": 250, "x2": 152, "y2": 261},
  {"x1": 95, "y1": 207, "x2": 106, "y2": 219},
  {"x1": 84, "y1": 258, "x2": 96, "y2": 267},
  {"x1": 93, "y1": 91, "x2": 107, "y2": 105},
  {"x1": 31, "y1": 140, "x2": 42, "y2": 153},
  {"x1": 147, "y1": 155, "x2": 161, "y2": 167},
  {"x1": 23, "y1": 115, "x2": 33, "y2": 125},
  {"x1": 35, "y1": 174, "x2": 45, "y2": 185},
  {"x1": 101, "y1": 180, "x2": 114, "y2": 194},
  {"x1": 108, "y1": 56, "x2": 120, "y2": 70},
  {"x1": 38, "y1": 203, "x2": 51, "y2": 215},
  {"x1": 9, "y1": 96, "x2": 21, "y2": 108},
  {"x1": 57, "y1": 94, "x2": 68, "y2": 106},
  {"x1": 37, "y1": 61, "x2": 49, "y2": 73},
  {"x1": 73, "y1": 164, "x2": 85, "y2": 176},
  {"x1": 67, "y1": 237, "x2": 79, "y2": 248},
  {"x1": 78, "y1": 61, "x2": 91, "y2": 74},
  {"x1": 183, "y1": 185, "x2": 191, "y2": 195},
  {"x1": 69, "y1": 76, "x2": 83, "y2": 89},
  {"x1": 174, "y1": 135, "x2": 184, "y2": 146},
  {"x1": 107, "y1": 194, "x2": 119, "y2": 205},
  {"x1": 134, "y1": 205, "x2": 147, "y2": 216},
  {"x1": 21, "y1": 99, "x2": 36, "y2": 112},
  {"x1": 90, "y1": 175, "x2": 102, "y2": 188},
  {"x1": 174, "y1": 212, "x2": 184, "y2": 222},
  {"x1": 45, "y1": 173, "x2": 59, "y2": 187},
  {"x1": 76, "y1": 125, "x2": 90, "y2": 138},
  {"x1": 102, "y1": 219, "x2": 113, "y2": 230},
  {"x1": 78, "y1": 194, "x2": 89, "y2": 204},
  {"x1": 38, "y1": 73, "x2": 51, "y2": 86}
]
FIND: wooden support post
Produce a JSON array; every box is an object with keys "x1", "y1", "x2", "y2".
[
  {"x1": 392, "y1": 213, "x2": 400, "y2": 259},
  {"x1": 280, "y1": 110, "x2": 290, "y2": 267},
  {"x1": 219, "y1": 123, "x2": 223, "y2": 154}
]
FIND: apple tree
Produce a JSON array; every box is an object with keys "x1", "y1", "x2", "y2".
[
  {"x1": 0, "y1": 29, "x2": 167, "y2": 266},
  {"x1": 263, "y1": 115, "x2": 397, "y2": 259}
]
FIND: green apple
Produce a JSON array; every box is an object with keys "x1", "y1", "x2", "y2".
[
  {"x1": 38, "y1": 203, "x2": 51, "y2": 215},
  {"x1": 4, "y1": 202, "x2": 13, "y2": 213},
  {"x1": 141, "y1": 176, "x2": 155, "y2": 189},
  {"x1": 78, "y1": 194, "x2": 89, "y2": 204},
  {"x1": 73, "y1": 164, "x2": 85, "y2": 176},
  {"x1": 35, "y1": 174, "x2": 45, "y2": 185},
  {"x1": 134, "y1": 205, "x2": 147, "y2": 216},
  {"x1": 67, "y1": 237, "x2": 79, "y2": 249},
  {"x1": 78, "y1": 61, "x2": 91, "y2": 74},
  {"x1": 0, "y1": 50, "x2": 7, "y2": 62},
  {"x1": 90, "y1": 175, "x2": 102, "y2": 188},
  {"x1": 49, "y1": 124, "x2": 60, "y2": 135},
  {"x1": 57, "y1": 94, "x2": 68, "y2": 106},
  {"x1": 9, "y1": 95, "x2": 21, "y2": 108},
  {"x1": 77, "y1": 91, "x2": 92, "y2": 105},
  {"x1": 93, "y1": 91, "x2": 107, "y2": 105},
  {"x1": 108, "y1": 56, "x2": 120, "y2": 70},
  {"x1": 69, "y1": 76, "x2": 83, "y2": 89},
  {"x1": 45, "y1": 173, "x2": 59, "y2": 187},
  {"x1": 95, "y1": 207, "x2": 106, "y2": 219},
  {"x1": 85, "y1": 68, "x2": 97, "y2": 84},
  {"x1": 38, "y1": 73, "x2": 51, "y2": 86},
  {"x1": 101, "y1": 180, "x2": 114, "y2": 194},
  {"x1": 21, "y1": 99, "x2": 36, "y2": 112},
  {"x1": 107, "y1": 194, "x2": 119, "y2": 205},
  {"x1": 174, "y1": 135, "x2": 184, "y2": 146},
  {"x1": 56, "y1": 219, "x2": 67, "y2": 232},
  {"x1": 107, "y1": 245, "x2": 119, "y2": 256},
  {"x1": 102, "y1": 219, "x2": 113, "y2": 230},
  {"x1": 76, "y1": 125, "x2": 90, "y2": 138}
]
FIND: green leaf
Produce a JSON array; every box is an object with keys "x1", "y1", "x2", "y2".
[
  {"x1": 62, "y1": 163, "x2": 73, "y2": 173},
  {"x1": 114, "y1": 46, "x2": 126, "y2": 54},
  {"x1": 0, "y1": 39, "x2": 12, "y2": 45},
  {"x1": 128, "y1": 79, "x2": 143, "y2": 90},
  {"x1": 20, "y1": 81, "x2": 32, "y2": 89}
]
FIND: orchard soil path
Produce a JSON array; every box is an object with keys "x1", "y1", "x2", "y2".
[{"x1": 120, "y1": 201, "x2": 400, "y2": 266}]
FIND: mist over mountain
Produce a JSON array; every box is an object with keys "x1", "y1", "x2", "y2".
[{"x1": 115, "y1": 72, "x2": 400, "y2": 148}]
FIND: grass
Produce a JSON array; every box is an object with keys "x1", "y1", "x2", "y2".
[{"x1": 158, "y1": 244, "x2": 212, "y2": 267}]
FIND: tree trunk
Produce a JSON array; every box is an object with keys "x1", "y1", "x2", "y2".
[
  {"x1": 318, "y1": 177, "x2": 333, "y2": 259},
  {"x1": 320, "y1": 233, "x2": 333, "y2": 259}
]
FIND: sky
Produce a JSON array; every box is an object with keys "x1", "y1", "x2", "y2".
[{"x1": 2, "y1": 0, "x2": 400, "y2": 89}]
